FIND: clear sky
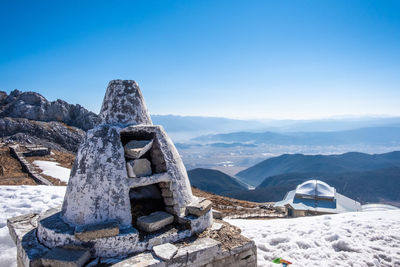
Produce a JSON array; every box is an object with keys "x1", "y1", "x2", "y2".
[{"x1": 1, "y1": 0, "x2": 399, "y2": 119}]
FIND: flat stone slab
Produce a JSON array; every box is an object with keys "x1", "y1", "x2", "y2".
[
  {"x1": 186, "y1": 199, "x2": 212, "y2": 217},
  {"x1": 75, "y1": 221, "x2": 119, "y2": 241},
  {"x1": 137, "y1": 211, "x2": 174, "y2": 232},
  {"x1": 41, "y1": 247, "x2": 91, "y2": 267},
  {"x1": 124, "y1": 139, "x2": 153, "y2": 159},
  {"x1": 153, "y1": 243, "x2": 178, "y2": 261}
]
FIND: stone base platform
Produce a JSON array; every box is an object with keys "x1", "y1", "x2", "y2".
[{"x1": 8, "y1": 210, "x2": 256, "y2": 267}]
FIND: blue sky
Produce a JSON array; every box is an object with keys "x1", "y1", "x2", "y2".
[{"x1": 1, "y1": 0, "x2": 399, "y2": 119}]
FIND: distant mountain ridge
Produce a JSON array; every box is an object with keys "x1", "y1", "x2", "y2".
[
  {"x1": 187, "y1": 168, "x2": 247, "y2": 194},
  {"x1": 223, "y1": 166, "x2": 400, "y2": 206},
  {"x1": 193, "y1": 126, "x2": 400, "y2": 146},
  {"x1": 237, "y1": 151, "x2": 400, "y2": 186},
  {"x1": 153, "y1": 114, "x2": 400, "y2": 134}
]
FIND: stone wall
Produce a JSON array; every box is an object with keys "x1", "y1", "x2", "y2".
[{"x1": 9, "y1": 145, "x2": 53, "y2": 185}]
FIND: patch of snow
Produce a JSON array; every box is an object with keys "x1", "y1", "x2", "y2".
[
  {"x1": 228, "y1": 211, "x2": 400, "y2": 266},
  {"x1": 0, "y1": 186, "x2": 66, "y2": 267},
  {"x1": 1, "y1": 185, "x2": 400, "y2": 267},
  {"x1": 33, "y1": 160, "x2": 71, "y2": 182}
]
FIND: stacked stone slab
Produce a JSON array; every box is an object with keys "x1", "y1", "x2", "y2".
[{"x1": 7, "y1": 80, "x2": 256, "y2": 267}]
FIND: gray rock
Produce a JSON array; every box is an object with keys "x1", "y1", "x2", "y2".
[
  {"x1": 186, "y1": 199, "x2": 212, "y2": 217},
  {"x1": 74, "y1": 221, "x2": 119, "y2": 241},
  {"x1": 137, "y1": 211, "x2": 174, "y2": 232},
  {"x1": 0, "y1": 117, "x2": 85, "y2": 152},
  {"x1": 41, "y1": 247, "x2": 90, "y2": 267},
  {"x1": 127, "y1": 159, "x2": 152, "y2": 177},
  {"x1": 0, "y1": 90, "x2": 99, "y2": 131},
  {"x1": 153, "y1": 243, "x2": 178, "y2": 261},
  {"x1": 124, "y1": 139, "x2": 153, "y2": 159}
]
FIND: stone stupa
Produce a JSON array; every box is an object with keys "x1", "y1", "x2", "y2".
[{"x1": 8, "y1": 80, "x2": 257, "y2": 267}]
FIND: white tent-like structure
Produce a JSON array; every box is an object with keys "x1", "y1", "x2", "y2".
[
  {"x1": 275, "y1": 179, "x2": 361, "y2": 217},
  {"x1": 295, "y1": 180, "x2": 336, "y2": 200}
]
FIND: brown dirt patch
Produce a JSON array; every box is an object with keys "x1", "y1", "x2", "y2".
[
  {"x1": 197, "y1": 219, "x2": 251, "y2": 250},
  {"x1": 0, "y1": 146, "x2": 36, "y2": 185}
]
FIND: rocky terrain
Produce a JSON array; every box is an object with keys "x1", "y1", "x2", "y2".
[
  {"x1": 0, "y1": 90, "x2": 99, "y2": 131},
  {"x1": 0, "y1": 90, "x2": 100, "y2": 152}
]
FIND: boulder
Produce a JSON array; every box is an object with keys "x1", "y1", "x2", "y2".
[{"x1": 137, "y1": 211, "x2": 174, "y2": 232}]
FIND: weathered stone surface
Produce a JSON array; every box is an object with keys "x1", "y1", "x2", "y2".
[
  {"x1": 126, "y1": 158, "x2": 152, "y2": 178},
  {"x1": 212, "y1": 209, "x2": 223, "y2": 219},
  {"x1": 170, "y1": 237, "x2": 221, "y2": 266},
  {"x1": 187, "y1": 199, "x2": 212, "y2": 217},
  {"x1": 37, "y1": 208, "x2": 141, "y2": 258},
  {"x1": 124, "y1": 139, "x2": 153, "y2": 159},
  {"x1": 159, "y1": 182, "x2": 170, "y2": 188},
  {"x1": 137, "y1": 211, "x2": 174, "y2": 232},
  {"x1": 61, "y1": 125, "x2": 132, "y2": 227},
  {"x1": 9, "y1": 209, "x2": 256, "y2": 266},
  {"x1": 7, "y1": 213, "x2": 49, "y2": 267},
  {"x1": 113, "y1": 252, "x2": 163, "y2": 267},
  {"x1": 161, "y1": 188, "x2": 173, "y2": 197},
  {"x1": 153, "y1": 243, "x2": 178, "y2": 261},
  {"x1": 99, "y1": 80, "x2": 152, "y2": 125},
  {"x1": 163, "y1": 197, "x2": 175, "y2": 206},
  {"x1": 74, "y1": 221, "x2": 119, "y2": 241},
  {"x1": 188, "y1": 209, "x2": 213, "y2": 233},
  {"x1": 41, "y1": 247, "x2": 90, "y2": 267}
]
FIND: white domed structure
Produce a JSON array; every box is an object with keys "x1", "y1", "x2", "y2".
[
  {"x1": 275, "y1": 179, "x2": 361, "y2": 217},
  {"x1": 295, "y1": 179, "x2": 336, "y2": 200}
]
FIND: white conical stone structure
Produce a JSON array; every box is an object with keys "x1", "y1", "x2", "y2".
[
  {"x1": 99, "y1": 80, "x2": 152, "y2": 125},
  {"x1": 61, "y1": 80, "x2": 194, "y2": 228}
]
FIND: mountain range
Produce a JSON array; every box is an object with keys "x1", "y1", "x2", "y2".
[
  {"x1": 236, "y1": 151, "x2": 400, "y2": 186},
  {"x1": 185, "y1": 151, "x2": 400, "y2": 206},
  {"x1": 187, "y1": 168, "x2": 247, "y2": 194},
  {"x1": 193, "y1": 127, "x2": 400, "y2": 146}
]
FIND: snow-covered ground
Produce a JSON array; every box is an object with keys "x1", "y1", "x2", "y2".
[
  {"x1": 33, "y1": 160, "x2": 71, "y2": 182},
  {"x1": 228, "y1": 211, "x2": 400, "y2": 267},
  {"x1": 1, "y1": 185, "x2": 399, "y2": 267},
  {"x1": 0, "y1": 186, "x2": 66, "y2": 267}
]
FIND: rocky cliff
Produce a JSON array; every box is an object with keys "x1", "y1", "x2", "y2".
[
  {"x1": 0, "y1": 90, "x2": 99, "y2": 152},
  {"x1": 0, "y1": 90, "x2": 99, "y2": 131}
]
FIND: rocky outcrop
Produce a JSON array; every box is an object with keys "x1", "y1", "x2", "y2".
[
  {"x1": 0, "y1": 89, "x2": 99, "y2": 131},
  {"x1": 0, "y1": 117, "x2": 85, "y2": 152}
]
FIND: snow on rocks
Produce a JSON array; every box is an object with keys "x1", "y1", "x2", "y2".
[
  {"x1": 0, "y1": 185, "x2": 66, "y2": 267},
  {"x1": 33, "y1": 160, "x2": 71, "y2": 182},
  {"x1": 228, "y1": 210, "x2": 400, "y2": 267}
]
